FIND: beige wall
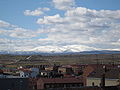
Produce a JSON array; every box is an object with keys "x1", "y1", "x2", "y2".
[{"x1": 87, "y1": 78, "x2": 119, "y2": 86}]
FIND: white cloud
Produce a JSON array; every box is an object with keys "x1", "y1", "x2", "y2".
[
  {"x1": 9, "y1": 28, "x2": 37, "y2": 38},
  {"x1": 24, "y1": 10, "x2": 43, "y2": 16},
  {"x1": 0, "y1": 21, "x2": 39, "y2": 39},
  {"x1": 0, "y1": 20, "x2": 10, "y2": 27},
  {"x1": 1, "y1": 6, "x2": 120, "y2": 52},
  {"x1": 52, "y1": 0, "x2": 75, "y2": 10},
  {"x1": 24, "y1": 7, "x2": 50, "y2": 16},
  {"x1": 42, "y1": 7, "x2": 50, "y2": 11},
  {"x1": 0, "y1": 20, "x2": 16, "y2": 28},
  {"x1": 0, "y1": 38, "x2": 33, "y2": 51},
  {"x1": 37, "y1": 14, "x2": 65, "y2": 24},
  {"x1": 36, "y1": 7, "x2": 120, "y2": 51}
]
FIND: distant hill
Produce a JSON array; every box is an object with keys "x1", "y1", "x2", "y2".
[
  {"x1": 0, "y1": 50, "x2": 120, "y2": 55},
  {"x1": 79, "y1": 50, "x2": 120, "y2": 54}
]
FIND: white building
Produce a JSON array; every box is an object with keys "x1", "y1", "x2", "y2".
[{"x1": 20, "y1": 68, "x2": 39, "y2": 78}]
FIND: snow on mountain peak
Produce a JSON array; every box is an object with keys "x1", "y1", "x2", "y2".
[{"x1": 28, "y1": 45, "x2": 98, "y2": 53}]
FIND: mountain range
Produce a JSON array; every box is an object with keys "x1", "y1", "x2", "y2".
[
  {"x1": 0, "y1": 50, "x2": 120, "y2": 55},
  {"x1": 0, "y1": 45, "x2": 120, "y2": 55}
]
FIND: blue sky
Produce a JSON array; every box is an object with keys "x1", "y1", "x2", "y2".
[
  {"x1": 1, "y1": 0, "x2": 120, "y2": 29},
  {"x1": 0, "y1": 0, "x2": 120, "y2": 52}
]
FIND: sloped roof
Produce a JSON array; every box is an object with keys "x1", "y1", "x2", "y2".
[
  {"x1": 38, "y1": 77, "x2": 83, "y2": 84},
  {"x1": 88, "y1": 68, "x2": 120, "y2": 79}
]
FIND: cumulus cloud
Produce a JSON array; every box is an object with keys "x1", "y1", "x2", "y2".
[
  {"x1": 24, "y1": 7, "x2": 50, "y2": 16},
  {"x1": 36, "y1": 7, "x2": 120, "y2": 51},
  {"x1": 9, "y1": 28, "x2": 37, "y2": 38},
  {"x1": 52, "y1": 0, "x2": 75, "y2": 10},
  {"x1": 0, "y1": 20, "x2": 16, "y2": 28},
  {"x1": 0, "y1": 38, "x2": 35, "y2": 51},
  {"x1": 37, "y1": 14, "x2": 65, "y2": 24},
  {"x1": 0, "y1": 21, "x2": 40, "y2": 39},
  {"x1": 1, "y1": 5, "x2": 120, "y2": 52}
]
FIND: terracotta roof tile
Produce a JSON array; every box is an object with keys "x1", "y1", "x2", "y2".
[
  {"x1": 38, "y1": 77, "x2": 83, "y2": 84},
  {"x1": 88, "y1": 68, "x2": 120, "y2": 79}
]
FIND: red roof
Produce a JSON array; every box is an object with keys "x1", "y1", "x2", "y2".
[
  {"x1": 19, "y1": 68, "x2": 31, "y2": 72},
  {"x1": 88, "y1": 64, "x2": 120, "y2": 69},
  {"x1": 38, "y1": 77, "x2": 83, "y2": 84},
  {"x1": 0, "y1": 69, "x2": 3, "y2": 74},
  {"x1": 83, "y1": 65, "x2": 94, "y2": 77}
]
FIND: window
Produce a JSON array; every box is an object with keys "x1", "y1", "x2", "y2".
[{"x1": 45, "y1": 84, "x2": 50, "y2": 89}]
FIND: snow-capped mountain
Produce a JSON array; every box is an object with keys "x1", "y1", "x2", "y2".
[
  {"x1": 0, "y1": 45, "x2": 120, "y2": 55},
  {"x1": 25, "y1": 45, "x2": 99, "y2": 53}
]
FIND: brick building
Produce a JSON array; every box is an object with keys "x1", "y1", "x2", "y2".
[{"x1": 37, "y1": 77, "x2": 84, "y2": 90}]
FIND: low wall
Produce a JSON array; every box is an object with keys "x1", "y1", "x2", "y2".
[{"x1": 41, "y1": 86, "x2": 120, "y2": 90}]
